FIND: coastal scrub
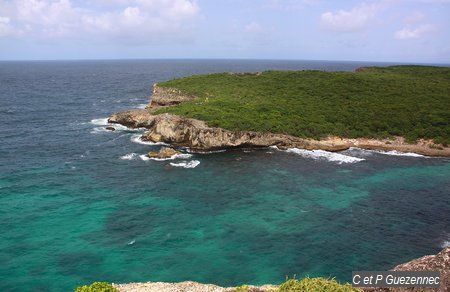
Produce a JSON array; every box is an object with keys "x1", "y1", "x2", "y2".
[{"x1": 156, "y1": 66, "x2": 450, "y2": 145}]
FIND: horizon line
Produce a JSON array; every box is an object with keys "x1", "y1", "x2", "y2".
[{"x1": 1, "y1": 57, "x2": 449, "y2": 66}]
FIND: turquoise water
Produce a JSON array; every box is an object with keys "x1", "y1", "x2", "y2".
[{"x1": 0, "y1": 60, "x2": 449, "y2": 291}]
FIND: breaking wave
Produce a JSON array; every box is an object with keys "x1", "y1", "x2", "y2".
[
  {"x1": 139, "y1": 153, "x2": 192, "y2": 161},
  {"x1": 90, "y1": 117, "x2": 141, "y2": 133},
  {"x1": 120, "y1": 153, "x2": 138, "y2": 160},
  {"x1": 131, "y1": 134, "x2": 167, "y2": 146},
  {"x1": 90, "y1": 118, "x2": 109, "y2": 126},
  {"x1": 170, "y1": 160, "x2": 201, "y2": 168},
  {"x1": 275, "y1": 146, "x2": 364, "y2": 164},
  {"x1": 347, "y1": 147, "x2": 426, "y2": 158},
  {"x1": 373, "y1": 150, "x2": 425, "y2": 157},
  {"x1": 186, "y1": 148, "x2": 226, "y2": 154}
]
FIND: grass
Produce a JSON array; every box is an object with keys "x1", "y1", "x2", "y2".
[
  {"x1": 278, "y1": 277, "x2": 360, "y2": 292},
  {"x1": 156, "y1": 65, "x2": 450, "y2": 145},
  {"x1": 75, "y1": 282, "x2": 117, "y2": 292}
]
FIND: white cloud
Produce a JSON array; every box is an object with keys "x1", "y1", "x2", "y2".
[
  {"x1": 320, "y1": 2, "x2": 379, "y2": 32},
  {"x1": 394, "y1": 24, "x2": 436, "y2": 39},
  {"x1": 0, "y1": 0, "x2": 200, "y2": 42},
  {"x1": 245, "y1": 21, "x2": 263, "y2": 34},
  {"x1": 0, "y1": 16, "x2": 14, "y2": 36},
  {"x1": 404, "y1": 11, "x2": 425, "y2": 24},
  {"x1": 264, "y1": 0, "x2": 319, "y2": 10},
  {"x1": 414, "y1": 0, "x2": 450, "y2": 3}
]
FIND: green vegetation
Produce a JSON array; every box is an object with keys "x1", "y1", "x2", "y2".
[
  {"x1": 278, "y1": 277, "x2": 360, "y2": 292},
  {"x1": 75, "y1": 278, "x2": 359, "y2": 291},
  {"x1": 75, "y1": 282, "x2": 117, "y2": 292},
  {"x1": 156, "y1": 66, "x2": 450, "y2": 145}
]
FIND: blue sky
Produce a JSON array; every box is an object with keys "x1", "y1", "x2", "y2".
[{"x1": 0, "y1": 0, "x2": 449, "y2": 62}]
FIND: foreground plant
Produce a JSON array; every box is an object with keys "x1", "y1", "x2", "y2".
[
  {"x1": 278, "y1": 277, "x2": 360, "y2": 292},
  {"x1": 75, "y1": 281, "x2": 117, "y2": 292}
]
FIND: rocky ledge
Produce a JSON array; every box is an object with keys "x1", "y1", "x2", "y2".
[
  {"x1": 366, "y1": 247, "x2": 449, "y2": 292},
  {"x1": 112, "y1": 248, "x2": 449, "y2": 292},
  {"x1": 147, "y1": 147, "x2": 181, "y2": 159},
  {"x1": 108, "y1": 109, "x2": 450, "y2": 156}
]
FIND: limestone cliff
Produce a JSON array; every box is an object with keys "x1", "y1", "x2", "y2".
[
  {"x1": 109, "y1": 109, "x2": 351, "y2": 151},
  {"x1": 108, "y1": 83, "x2": 450, "y2": 156},
  {"x1": 108, "y1": 108, "x2": 450, "y2": 156},
  {"x1": 149, "y1": 84, "x2": 197, "y2": 108}
]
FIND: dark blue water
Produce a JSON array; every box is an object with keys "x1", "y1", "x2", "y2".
[{"x1": 0, "y1": 60, "x2": 449, "y2": 291}]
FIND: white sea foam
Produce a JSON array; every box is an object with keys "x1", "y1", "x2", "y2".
[
  {"x1": 282, "y1": 147, "x2": 365, "y2": 164},
  {"x1": 374, "y1": 150, "x2": 425, "y2": 157},
  {"x1": 170, "y1": 160, "x2": 200, "y2": 168},
  {"x1": 441, "y1": 241, "x2": 450, "y2": 248},
  {"x1": 90, "y1": 127, "x2": 110, "y2": 134},
  {"x1": 90, "y1": 118, "x2": 109, "y2": 126},
  {"x1": 127, "y1": 239, "x2": 135, "y2": 245},
  {"x1": 186, "y1": 148, "x2": 226, "y2": 154},
  {"x1": 113, "y1": 124, "x2": 131, "y2": 131},
  {"x1": 139, "y1": 154, "x2": 150, "y2": 161},
  {"x1": 130, "y1": 134, "x2": 168, "y2": 146},
  {"x1": 348, "y1": 147, "x2": 426, "y2": 158},
  {"x1": 139, "y1": 153, "x2": 192, "y2": 161},
  {"x1": 137, "y1": 104, "x2": 148, "y2": 109},
  {"x1": 90, "y1": 117, "x2": 142, "y2": 133},
  {"x1": 120, "y1": 153, "x2": 138, "y2": 160}
]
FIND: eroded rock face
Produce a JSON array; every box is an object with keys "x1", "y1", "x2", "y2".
[
  {"x1": 364, "y1": 247, "x2": 450, "y2": 292},
  {"x1": 150, "y1": 85, "x2": 197, "y2": 108},
  {"x1": 138, "y1": 113, "x2": 350, "y2": 151},
  {"x1": 108, "y1": 109, "x2": 155, "y2": 128},
  {"x1": 390, "y1": 247, "x2": 449, "y2": 292},
  {"x1": 108, "y1": 108, "x2": 450, "y2": 156},
  {"x1": 113, "y1": 281, "x2": 277, "y2": 292}
]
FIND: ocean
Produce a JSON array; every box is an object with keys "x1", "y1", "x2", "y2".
[{"x1": 0, "y1": 59, "x2": 449, "y2": 291}]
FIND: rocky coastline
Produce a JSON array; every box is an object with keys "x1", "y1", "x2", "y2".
[
  {"x1": 111, "y1": 248, "x2": 449, "y2": 292},
  {"x1": 108, "y1": 84, "x2": 450, "y2": 157}
]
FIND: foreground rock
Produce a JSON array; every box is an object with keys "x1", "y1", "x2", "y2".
[
  {"x1": 113, "y1": 281, "x2": 276, "y2": 292},
  {"x1": 109, "y1": 109, "x2": 450, "y2": 156},
  {"x1": 147, "y1": 147, "x2": 181, "y2": 159},
  {"x1": 364, "y1": 247, "x2": 449, "y2": 292}
]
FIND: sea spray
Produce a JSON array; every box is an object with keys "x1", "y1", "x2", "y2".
[
  {"x1": 272, "y1": 146, "x2": 365, "y2": 164},
  {"x1": 170, "y1": 160, "x2": 200, "y2": 168}
]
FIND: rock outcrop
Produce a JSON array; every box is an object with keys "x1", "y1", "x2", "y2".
[
  {"x1": 108, "y1": 108, "x2": 450, "y2": 156},
  {"x1": 149, "y1": 85, "x2": 197, "y2": 108},
  {"x1": 113, "y1": 281, "x2": 276, "y2": 292},
  {"x1": 147, "y1": 147, "x2": 181, "y2": 159},
  {"x1": 109, "y1": 109, "x2": 351, "y2": 151},
  {"x1": 109, "y1": 109, "x2": 156, "y2": 128},
  {"x1": 364, "y1": 247, "x2": 449, "y2": 292}
]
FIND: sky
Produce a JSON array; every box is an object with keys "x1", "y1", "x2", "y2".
[{"x1": 0, "y1": 0, "x2": 449, "y2": 62}]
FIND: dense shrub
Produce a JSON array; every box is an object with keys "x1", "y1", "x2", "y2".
[
  {"x1": 75, "y1": 282, "x2": 117, "y2": 292},
  {"x1": 278, "y1": 277, "x2": 360, "y2": 292}
]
